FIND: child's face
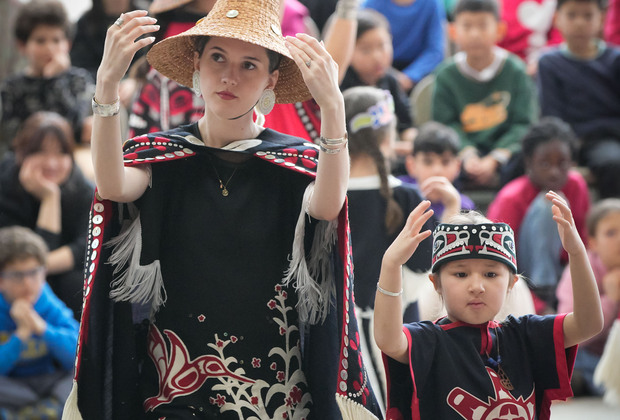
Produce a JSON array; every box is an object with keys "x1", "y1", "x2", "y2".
[
  {"x1": 406, "y1": 151, "x2": 461, "y2": 184},
  {"x1": 452, "y1": 12, "x2": 503, "y2": 60},
  {"x1": 525, "y1": 139, "x2": 571, "y2": 192},
  {"x1": 18, "y1": 25, "x2": 69, "y2": 76},
  {"x1": 24, "y1": 134, "x2": 73, "y2": 186},
  {"x1": 351, "y1": 27, "x2": 393, "y2": 85},
  {"x1": 590, "y1": 212, "x2": 620, "y2": 270},
  {"x1": 431, "y1": 259, "x2": 516, "y2": 325},
  {"x1": 0, "y1": 257, "x2": 46, "y2": 304},
  {"x1": 555, "y1": 1, "x2": 603, "y2": 48}
]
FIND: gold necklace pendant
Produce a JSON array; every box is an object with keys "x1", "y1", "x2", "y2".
[{"x1": 221, "y1": 187, "x2": 229, "y2": 196}]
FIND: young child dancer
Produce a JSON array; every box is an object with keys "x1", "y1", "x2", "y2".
[{"x1": 374, "y1": 191, "x2": 604, "y2": 419}]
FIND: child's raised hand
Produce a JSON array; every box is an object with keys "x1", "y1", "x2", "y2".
[
  {"x1": 546, "y1": 190, "x2": 585, "y2": 256},
  {"x1": 383, "y1": 201, "x2": 434, "y2": 267}
]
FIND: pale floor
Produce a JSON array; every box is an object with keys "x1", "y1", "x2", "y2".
[{"x1": 551, "y1": 397, "x2": 620, "y2": 419}]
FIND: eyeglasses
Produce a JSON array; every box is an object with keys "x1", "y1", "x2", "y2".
[{"x1": 0, "y1": 266, "x2": 45, "y2": 283}]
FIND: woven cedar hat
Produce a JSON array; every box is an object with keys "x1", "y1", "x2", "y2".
[
  {"x1": 149, "y1": 0, "x2": 193, "y2": 14},
  {"x1": 146, "y1": 0, "x2": 312, "y2": 104}
]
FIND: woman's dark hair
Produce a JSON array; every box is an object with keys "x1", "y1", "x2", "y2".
[
  {"x1": 12, "y1": 111, "x2": 75, "y2": 164},
  {"x1": 344, "y1": 86, "x2": 402, "y2": 235},
  {"x1": 356, "y1": 8, "x2": 391, "y2": 40},
  {"x1": 453, "y1": 0, "x2": 499, "y2": 19},
  {"x1": 195, "y1": 36, "x2": 282, "y2": 73},
  {"x1": 14, "y1": 0, "x2": 71, "y2": 43},
  {"x1": 521, "y1": 116, "x2": 578, "y2": 160}
]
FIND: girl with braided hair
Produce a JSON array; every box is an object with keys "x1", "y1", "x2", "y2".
[{"x1": 344, "y1": 86, "x2": 460, "y2": 408}]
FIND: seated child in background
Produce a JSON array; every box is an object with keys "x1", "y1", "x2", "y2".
[
  {"x1": 339, "y1": 8, "x2": 417, "y2": 148},
  {"x1": 537, "y1": 0, "x2": 620, "y2": 199},
  {"x1": 557, "y1": 198, "x2": 620, "y2": 396},
  {"x1": 487, "y1": 117, "x2": 590, "y2": 313},
  {"x1": 432, "y1": 0, "x2": 537, "y2": 188},
  {"x1": 374, "y1": 194, "x2": 603, "y2": 419},
  {"x1": 361, "y1": 0, "x2": 445, "y2": 93},
  {"x1": 344, "y1": 86, "x2": 456, "y2": 405},
  {"x1": 0, "y1": 0, "x2": 95, "y2": 157},
  {"x1": 400, "y1": 121, "x2": 475, "y2": 220},
  {"x1": 0, "y1": 226, "x2": 79, "y2": 419}
]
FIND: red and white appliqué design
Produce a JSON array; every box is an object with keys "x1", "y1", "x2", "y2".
[
  {"x1": 447, "y1": 367, "x2": 536, "y2": 420},
  {"x1": 144, "y1": 284, "x2": 311, "y2": 419}
]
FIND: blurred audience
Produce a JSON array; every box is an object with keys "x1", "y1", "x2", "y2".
[
  {"x1": 0, "y1": 226, "x2": 78, "y2": 419},
  {"x1": 537, "y1": 0, "x2": 620, "y2": 199},
  {"x1": 0, "y1": 0, "x2": 94, "y2": 157},
  {"x1": 0, "y1": 112, "x2": 94, "y2": 319}
]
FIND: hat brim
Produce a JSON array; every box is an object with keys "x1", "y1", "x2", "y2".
[{"x1": 146, "y1": 27, "x2": 312, "y2": 104}]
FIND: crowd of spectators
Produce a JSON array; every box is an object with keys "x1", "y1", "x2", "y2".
[{"x1": 0, "y1": 0, "x2": 618, "y2": 417}]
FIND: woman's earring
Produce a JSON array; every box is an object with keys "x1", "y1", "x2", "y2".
[
  {"x1": 256, "y1": 88, "x2": 276, "y2": 115},
  {"x1": 192, "y1": 70, "x2": 202, "y2": 97}
]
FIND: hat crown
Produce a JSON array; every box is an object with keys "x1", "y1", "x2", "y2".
[{"x1": 146, "y1": 0, "x2": 311, "y2": 104}]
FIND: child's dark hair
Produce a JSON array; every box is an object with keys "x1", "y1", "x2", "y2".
[
  {"x1": 344, "y1": 86, "x2": 402, "y2": 235},
  {"x1": 356, "y1": 8, "x2": 391, "y2": 40},
  {"x1": 412, "y1": 121, "x2": 460, "y2": 156},
  {"x1": 586, "y1": 198, "x2": 620, "y2": 237},
  {"x1": 453, "y1": 0, "x2": 499, "y2": 19},
  {"x1": 13, "y1": 111, "x2": 75, "y2": 164},
  {"x1": 521, "y1": 116, "x2": 578, "y2": 160},
  {"x1": 0, "y1": 226, "x2": 48, "y2": 272},
  {"x1": 14, "y1": 0, "x2": 71, "y2": 44},
  {"x1": 556, "y1": 0, "x2": 604, "y2": 10},
  {"x1": 195, "y1": 36, "x2": 281, "y2": 73}
]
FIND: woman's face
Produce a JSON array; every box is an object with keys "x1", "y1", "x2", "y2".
[
  {"x1": 194, "y1": 36, "x2": 279, "y2": 121},
  {"x1": 25, "y1": 134, "x2": 73, "y2": 186}
]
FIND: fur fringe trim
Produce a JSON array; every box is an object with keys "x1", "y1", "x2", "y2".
[
  {"x1": 594, "y1": 319, "x2": 620, "y2": 406},
  {"x1": 61, "y1": 381, "x2": 83, "y2": 420},
  {"x1": 336, "y1": 394, "x2": 381, "y2": 420},
  {"x1": 106, "y1": 209, "x2": 166, "y2": 314},
  {"x1": 283, "y1": 182, "x2": 337, "y2": 325}
]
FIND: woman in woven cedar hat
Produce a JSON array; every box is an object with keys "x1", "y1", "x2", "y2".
[{"x1": 62, "y1": 0, "x2": 383, "y2": 419}]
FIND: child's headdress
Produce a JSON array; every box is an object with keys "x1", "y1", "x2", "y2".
[
  {"x1": 348, "y1": 90, "x2": 395, "y2": 133},
  {"x1": 431, "y1": 223, "x2": 517, "y2": 272}
]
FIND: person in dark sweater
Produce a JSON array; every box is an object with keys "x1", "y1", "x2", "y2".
[
  {"x1": 537, "y1": 0, "x2": 620, "y2": 198},
  {"x1": 0, "y1": 112, "x2": 94, "y2": 319},
  {"x1": 0, "y1": 0, "x2": 94, "y2": 155}
]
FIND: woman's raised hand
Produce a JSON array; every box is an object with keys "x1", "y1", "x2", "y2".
[
  {"x1": 97, "y1": 10, "x2": 159, "y2": 86},
  {"x1": 285, "y1": 33, "x2": 341, "y2": 111}
]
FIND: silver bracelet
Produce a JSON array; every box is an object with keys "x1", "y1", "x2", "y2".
[
  {"x1": 335, "y1": 0, "x2": 359, "y2": 20},
  {"x1": 92, "y1": 96, "x2": 120, "y2": 117},
  {"x1": 320, "y1": 132, "x2": 348, "y2": 147},
  {"x1": 376, "y1": 283, "x2": 403, "y2": 297},
  {"x1": 319, "y1": 143, "x2": 347, "y2": 154}
]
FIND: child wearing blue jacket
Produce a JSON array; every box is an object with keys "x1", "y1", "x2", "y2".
[{"x1": 0, "y1": 226, "x2": 78, "y2": 418}]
